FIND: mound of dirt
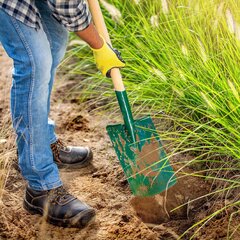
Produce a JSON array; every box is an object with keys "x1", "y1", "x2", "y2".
[{"x1": 130, "y1": 168, "x2": 210, "y2": 224}]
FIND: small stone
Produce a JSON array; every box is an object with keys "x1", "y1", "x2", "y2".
[{"x1": 0, "y1": 139, "x2": 7, "y2": 144}]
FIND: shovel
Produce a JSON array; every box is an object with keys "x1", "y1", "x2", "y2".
[{"x1": 88, "y1": 0, "x2": 176, "y2": 197}]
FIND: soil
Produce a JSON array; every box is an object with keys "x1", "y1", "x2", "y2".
[{"x1": 0, "y1": 46, "x2": 239, "y2": 240}]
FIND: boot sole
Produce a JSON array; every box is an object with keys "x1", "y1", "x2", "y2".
[
  {"x1": 56, "y1": 148, "x2": 93, "y2": 170},
  {"x1": 23, "y1": 198, "x2": 96, "y2": 228}
]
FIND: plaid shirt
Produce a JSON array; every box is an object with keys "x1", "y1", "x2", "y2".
[{"x1": 0, "y1": 0, "x2": 91, "y2": 32}]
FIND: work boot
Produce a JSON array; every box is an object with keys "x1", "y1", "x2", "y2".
[
  {"x1": 51, "y1": 139, "x2": 93, "y2": 169},
  {"x1": 23, "y1": 186, "x2": 96, "y2": 228}
]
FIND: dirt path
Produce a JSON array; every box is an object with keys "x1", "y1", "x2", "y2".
[{"x1": 1, "y1": 46, "x2": 239, "y2": 240}]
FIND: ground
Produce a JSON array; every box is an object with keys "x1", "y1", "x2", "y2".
[{"x1": 0, "y1": 46, "x2": 239, "y2": 240}]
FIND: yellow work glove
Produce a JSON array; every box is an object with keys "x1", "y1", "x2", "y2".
[{"x1": 92, "y1": 37, "x2": 125, "y2": 78}]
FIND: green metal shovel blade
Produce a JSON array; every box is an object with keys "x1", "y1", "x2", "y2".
[{"x1": 107, "y1": 116, "x2": 177, "y2": 197}]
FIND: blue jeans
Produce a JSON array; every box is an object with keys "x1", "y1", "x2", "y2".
[{"x1": 0, "y1": 1, "x2": 69, "y2": 190}]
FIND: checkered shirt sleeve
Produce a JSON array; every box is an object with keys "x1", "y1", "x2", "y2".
[
  {"x1": 47, "y1": 0, "x2": 92, "y2": 32},
  {"x1": 0, "y1": 0, "x2": 40, "y2": 29}
]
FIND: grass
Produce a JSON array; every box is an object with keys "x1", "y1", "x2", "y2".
[
  {"x1": 66, "y1": 0, "x2": 240, "y2": 238},
  {"x1": 0, "y1": 123, "x2": 14, "y2": 201}
]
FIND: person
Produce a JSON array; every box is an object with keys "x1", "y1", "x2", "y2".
[{"x1": 0, "y1": 0, "x2": 125, "y2": 228}]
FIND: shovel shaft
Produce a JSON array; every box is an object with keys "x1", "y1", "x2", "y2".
[{"x1": 115, "y1": 91, "x2": 136, "y2": 143}]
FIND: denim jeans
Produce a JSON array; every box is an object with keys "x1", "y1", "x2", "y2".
[{"x1": 0, "y1": 0, "x2": 69, "y2": 190}]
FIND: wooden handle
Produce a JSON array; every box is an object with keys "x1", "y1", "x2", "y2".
[{"x1": 87, "y1": 0, "x2": 125, "y2": 91}]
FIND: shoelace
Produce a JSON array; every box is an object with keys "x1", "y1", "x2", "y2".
[
  {"x1": 48, "y1": 186, "x2": 73, "y2": 204},
  {"x1": 50, "y1": 139, "x2": 68, "y2": 163},
  {"x1": 55, "y1": 139, "x2": 67, "y2": 150}
]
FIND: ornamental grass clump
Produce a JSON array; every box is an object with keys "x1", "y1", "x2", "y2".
[{"x1": 67, "y1": 0, "x2": 240, "y2": 238}]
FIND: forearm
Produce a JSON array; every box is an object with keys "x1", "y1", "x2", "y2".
[
  {"x1": 75, "y1": 22, "x2": 103, "y2": 49},
  {"x1": 75, "y1": 22, "x2": 125, "y2": 77}
]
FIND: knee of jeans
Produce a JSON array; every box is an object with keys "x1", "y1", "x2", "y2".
[
  {"x1": 14, "y1": 48, "x2": 53, "y2": 88},
  {"x1": 34, "y1": 51, "x2": 53, "y2": 90},
  {"x1": 35, "y1": 52, "x2": 52, "y2": 76}
]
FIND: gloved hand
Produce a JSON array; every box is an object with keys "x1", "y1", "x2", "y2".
[{"x1": 92, "y1": 36, "x2": 125, "y2": 78}]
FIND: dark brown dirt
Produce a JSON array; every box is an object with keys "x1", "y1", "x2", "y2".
[{"x1": 0, "y1": 46, "x2": 239, "y2": 239}]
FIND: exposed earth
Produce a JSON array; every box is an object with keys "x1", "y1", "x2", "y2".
[{"x1": 0, "y1": 46, "x2": 239, "y2": 239}]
